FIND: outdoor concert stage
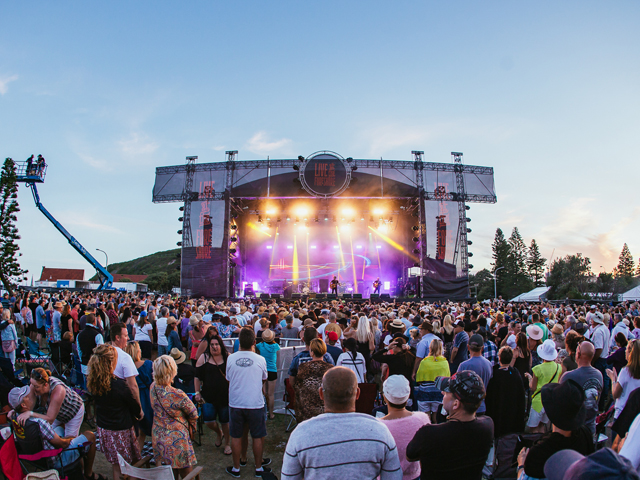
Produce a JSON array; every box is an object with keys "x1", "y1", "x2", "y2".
[{"x1": 153, "y1": 151, "x2": 497, "y2": 300}]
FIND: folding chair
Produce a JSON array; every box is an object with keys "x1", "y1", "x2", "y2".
[
  {"x1": 283, "y1": 378, "x2": 297, "y2": 432},
  {"x1": 118, "y1": 453, "x2": 203, "y2": 480},
  {"x1": 355, "y1": 383, "x2": 379, "y2": 415}
]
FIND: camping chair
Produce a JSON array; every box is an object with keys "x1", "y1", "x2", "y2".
[
  {"x1": 14, "y1": 339, "x2": 52, "y2": 379},
  {"x1": 118, "y1": 454, "x2": 203, "y2": 480},
  {"x1": 355, "y1": 383, "x2": 378, "y2": 415},
  {"x1": 2, "y1": 423, "x2": 89, "y2": 480},
  {"x1": 283, "y1": 378, "x2": 296, "y2": 432}
]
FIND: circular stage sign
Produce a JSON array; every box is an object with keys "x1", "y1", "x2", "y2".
[{"x1": 300, "y1": 152, "x2": 350, "y2": 197}]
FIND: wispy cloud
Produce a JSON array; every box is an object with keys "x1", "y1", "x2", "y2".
[
  {"x1": 119, "y1": 132, "x2": 159, "y2": 156},
  {"x1": 244, "y1": 131, "x2": 292, "y2": 155},
  {"x1": 0, "y1": 74, "x2": 18, "y2": 95},
  {"x1": 62, "y1": 218, "x2": 123, "y2": 234}
]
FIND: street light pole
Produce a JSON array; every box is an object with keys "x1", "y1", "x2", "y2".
[
  {"x1": 494, "y1": 266, "x2": 505, "y2": 299},
  {"x1": 96, "y1": 249, "x2": 108, "y2": 270}
]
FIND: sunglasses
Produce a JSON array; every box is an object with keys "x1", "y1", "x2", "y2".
[{"x1": 30, "y1": 370, "x2": 45, "y2": 382}]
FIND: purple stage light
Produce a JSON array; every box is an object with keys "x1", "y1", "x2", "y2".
[
  {"x1": 266, "y1": 245, "x2": 272, "y2": 249},
  {"x1": 376, "y1": 245, "x2": 382, "y2": 249},
  {"x1": 356, "y1": 245, "x2": 362, "y2": 249},
  {"x1": 310, "y1": 245, "x2": 317, "y2": 249},
  {"x1": 333, "y1": 245, "x2": 339, "y2": 249},
  {"x1": 287, "y1": 245, "x2": 293, "y2": 249}
]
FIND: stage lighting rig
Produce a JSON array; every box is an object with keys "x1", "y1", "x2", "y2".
[
  {"x1": 467, "y1": 228, "x2": 472, "y2": 233},
  {"x1": 412, "y1": 237, "x2": 419, "y2": 242},
  {"x1": 177, "y1": 229, "x2": 183, "y2": 235},
  {"x1": 324, "y1": 215, "x2": 328, "y2": 221},
  {"x1": 230, "y1": 225, "x2": 237, "y2": 230},
  {"x1": 179, "y1": 206, "x2": 185, "y2": 212},
  {"x1": 177, "y1": 241, "x2": 182, "y2": 246},
  {"x1": 467, "y1": 240, "x2": 473, "y2": 245},
  {"x1": 258, "y1": 215, "x2": 263, "y2": 223},
  {"x1": 412, "y1": 226, "x2": 419, "y2": 231},
  {"x1": 230, "y1": 236, "x2": 238, "y2": 242},
  {"x1": 465, "y1": 205, "x2": 470, "y2": 210},
  {"x1": 466, "y1": 218, "x2": 471, "y2": 222},
  {"x1": 178, "y1": 217, "x2": 184, "y2": 222},
  {"x1": 468, "y1": 252, "x2": 474, "y2": 257},
  {"x1": 286, "y1": 215, "x2": 291, "y2": 221}
]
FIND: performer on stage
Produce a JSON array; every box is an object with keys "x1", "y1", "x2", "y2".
[
  {"x1": 373, "y1": 277, "x2": 381, "y2": 295},
  {"x1": 330, "y1": 276, "x2": 339, "y2": 295}
]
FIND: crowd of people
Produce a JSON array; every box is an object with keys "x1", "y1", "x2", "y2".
[{"x1": 1, "y1": 290, "x2": 640, "y2": 479}]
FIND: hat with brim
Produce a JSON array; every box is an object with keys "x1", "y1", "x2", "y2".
[
  {"x1": 593, "y1": 312, "x2": 605, "y2": 325},
  {"x1": 262, "y1": 329, "x2": 275, "y2": 343},
  {"x1": 390, "y1": 319, "x2": 405, "y2": 329},
  {"x1": 167, "y1": 316, "x2": 178, "y2": 325},
  {"x1": 551, "y1": 324, "x2": 564, "y2": 335},
  {"x1": 542, "y1": 380, "x2": 586, "y2": 431},
  {"x1": 8, "y1": 386, "x2": 30, "y2": 409},
  {"x1": 170, "y1": 348, "x2": 186, "y2": 365},
  {"x1": 527, "y1": 324, "x2": 544, "y2": 341},
  {"x1": 189, "y1": 317, "x2": 199, "y2": 326},
  {"x1": 538, "y1": 339, "x2": 558, "y2": 361}
]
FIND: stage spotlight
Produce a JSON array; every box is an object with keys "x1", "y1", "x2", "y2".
[
  {"x1": 373, "y1": 208, "x2": 384, "y2": 215},
  {"x1": 468, "y1": 264, "x2": 474, "y2": 269},
  {"x1": 177, "y1": 229, "x2": 183, "y2": 235},
  {"x1": 468, "y1": 252, "x2": 474, "y2": 257},
  {"x1": 412, "y1": 237, "x2": 419, "y2": 242},
  {"x1": 268, "y1": 223, "x2": 272, "y2": 228},
  {"x1": 314, "y1": 216, "x2": 319, "y2": 223},
  {"x1": 388, "y1": 217, "x2": 393, "y2": 223},
  {"x1": 229, "y1": 248, "x2": 237, "y2": 254},
  {"x1": 412, "y1": 248, "x2": 420, "y2": 254},
  {"x1": 311, "y1": 245, "x2": 317, "y2": 249},
  {"x1": 297, "y1": 155, "x2": 305, "y2": 162},
  {"x1": 356, "y1": 245, "x2": 362, "y2": 249},
  {"x1": 376, "y1": 245, "x2": 382, "y2": 249},
  {"x1": 360, "y1": 215, "x2": 365, "y2": 221},
  {"x1": 341, "y1": 217, "x2": 346, "y2": 222},
  {"x1": 333, "y1": 245, "x2": 339, "y2": 249},
  {"x1": 466, "y1": 218, "x2": 471, "y2": 222},
  {"x1": 258, "y1": 215, "x2": 263, "y2": 223},
  {"x1": 293, "y1": 165, "x2": 299, "y2": 171},
  {"x1": 277, "y1": 216, "x2": 281, "y2": 223},
  {"x1": 260, "y1": 223, "x2": 268, "y2": 230},
  {"x1": 286, "y1": 215, "x2": 290, "y2": 221},
  {"x1": 467, "y1": 240, "x2": 473, "y2": 245},
  {"x1": 177, "y1": 241, "x2": 182, "y2": 246},
  {"x1": 178, "y1": 217, "x2": 184, "y2": 222},
  {"x1": 413, "y1": 262, "x2": 420, "y2": 267},
  {"x1": 467, "y1": 228, "x2": 472, "y2": 233},
  {"x1": 295, "y1": 207, "x2": 308, "y2": 216},
  {"x1": 465, "y1": 205, "x2": 470, "y2": 211},
  {"x1": 303, "y1": 217, "x2": 308, "y2": 222},
  {"x1": 266, "y1": 209, "x2": 276, "y2": 215},
  {"x1": 230, "y1": 236, "x2": 238, "y2": 242},
  {"x1": 346, "y1": 157, "x2": 353, "y2": 163},
  {"x1": 287, "y1": 245, "x2": 293, "y2": 249},
  {"x1": 266, "y1": 245, "x2": 272, "y2": 249},
  {"x1": 342, "y1": 208, "x2": 354, "y2": 216},
  {"x1": 412, "y1": 226, "x2": 419, "y2": 231},
  {"x1": 266, "y1": 216, "x2": 271, "y2": 221},
  {"x1": 179, "y1": 206, "x2": 185, "y2": 212},
  {"x1": 298, "y1": 225, "x2": 306, "y2": 231},
  {"x1": 230, "y1": 225, "x2": 237, "y2": 230},
  {"x1": 352, "y1": 165, "x2": 357, "y2": 171}
]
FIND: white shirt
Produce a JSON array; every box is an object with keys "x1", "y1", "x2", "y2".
[
  {"x1": 226, "y1": 350, "x2": 268, "y2": 409},
  {"x1": 506, "y1": 333, "x2": 517, "y2": 349},
  {"x1": 114, "y1": 346, "x2": 138, "y2": 380},
  {"x1": 619, "y1": 412, "x2": 640, "y2": 471},
  {"x1": 337, "y1": 351, "x2": 367, "y2": 383},
  {"x1": 586, "y1": 323, "x2": 610, "y2": 357},
  {"x1": 614, "y1": 366, "x2": 640, "y2": 418},
  {"x1": 134, "y1": 323, "x2": 153, "y2": 342},
  {"x1": 156, "y1": 317, "x2": 168, "y2": 346}
]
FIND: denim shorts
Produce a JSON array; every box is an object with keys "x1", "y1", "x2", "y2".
[
  {"x1": 201, "y1": 403, "x2": 229, "y2": 424},
  {"x1": 229, "y1": 407, "x2": 267, "y2": 439},
  {"x1": 51, "y1": 429, "x2": 89, "y2": 469}
]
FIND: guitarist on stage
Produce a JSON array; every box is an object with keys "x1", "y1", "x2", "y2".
[
  {"x1": 373, "y1": 277, "x2": 381, "y2": 295},
  {"x1": 330, "y1": 276, "x2": 340, "y2": 295}
]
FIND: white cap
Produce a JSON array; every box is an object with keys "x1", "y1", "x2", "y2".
[{"x1": 383, "y1": 375, "x2": 411, "y2": 404}]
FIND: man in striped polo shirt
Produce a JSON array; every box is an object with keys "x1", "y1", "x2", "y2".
[{"x1": 281, "y1": 366, "x2": 402, "y2": 479}]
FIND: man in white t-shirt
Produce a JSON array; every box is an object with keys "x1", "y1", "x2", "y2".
[
  {"x1": 156, "y1": 307, "x2": 169, "y2": 355},
  {"x1": 110, "y1": 322, "x2": 142, "y2": 417},
  {"x1": 586, "y1": 311, "x2": 611, "y2": 410},
  {"x1": 225, "y1": 328, "x2": 271, "y2": 478}
]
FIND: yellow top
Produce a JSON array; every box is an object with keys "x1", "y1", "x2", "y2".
[{"x1": 416, "y1": 355, "x2": 450, "y2": 382}]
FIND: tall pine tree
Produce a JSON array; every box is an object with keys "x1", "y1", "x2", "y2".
[
  {"x1": 0, "y1": 158, "x2": 27, "y2": 296},
  {"x1": 491, "y1": 228, "x2": 510, "y2": 298},
  {"x1": 506, "y1": 227, "x2": 533, "y2": 298},
  {"x1": 615, "y1": 243, "x2": 635, "y2": 278},
  {"x1": 527, "y1": 239, "x2": 547, "y2": 285}
]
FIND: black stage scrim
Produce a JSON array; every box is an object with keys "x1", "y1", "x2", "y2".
[{"x1": 153, "y1": 152, "x2": 496, "y2": 299}]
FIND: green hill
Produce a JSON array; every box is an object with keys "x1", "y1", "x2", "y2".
[
  {"x1": 91, "y1": 248, "x2": 181, "y2": 291},
  {"x1": 107, "y1": 248, "x2": 181, "y2": 277}
]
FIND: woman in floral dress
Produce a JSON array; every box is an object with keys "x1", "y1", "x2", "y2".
[{"x1": 151, "y1": 355, "x2": 199, "y2": 478}]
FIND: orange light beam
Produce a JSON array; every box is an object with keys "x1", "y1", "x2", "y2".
[
  {"x1": 368, "y1": 225, "x2": 417, "y2": 261},
  {"x1": 246, "y1": 221, "x2": 272, "y2": 237}
]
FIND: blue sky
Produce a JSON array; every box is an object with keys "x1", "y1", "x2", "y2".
[{"x1": 1, "y1": 1, "x2": 639, "y2": 281}]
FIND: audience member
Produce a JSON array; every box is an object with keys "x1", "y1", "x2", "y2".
[{"x1": 293, "y1": 338, "x2": 333, "y2": 423}]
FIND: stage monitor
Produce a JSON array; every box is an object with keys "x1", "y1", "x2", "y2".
[
  {"x1": 381, "y1": 293, "x2": 391, "y2": 299},
  {"x1": 260, "y1": 294, "x2": 270, "y2": 300},
  {"x1": 342, "y1": 293, "x2": 352, "y2": 299},
  {"x1": 370, "y1": 294, "x2": 379, "y2": 299},
  {"x1": 353, "y1": 293, "x2": 362, "y2": 299},
  {"x1": 272, "y1": 294, "x2": 281, "y2": 299},
  {"x1": 243, "y1": 287, "x2": 254, "y2": 297},
  {"x1": 292, "y1": 293, "x2": 301, "y2": 299}
]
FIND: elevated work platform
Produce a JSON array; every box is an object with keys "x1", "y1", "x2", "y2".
[{"x1": 15, "y1": 156, "x2": 47, "y2": 183}]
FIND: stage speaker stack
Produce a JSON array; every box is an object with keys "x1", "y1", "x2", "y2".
[
  {"x1": 353, "y1": 293, "x2": 362, "y2": 299},
  {"x1": 342, "y1": 293, "x2": 352, "y2": 299},
  {"x1": 319, "y1": 279, "x2": 329, "y2": 293},
  {"x1": 272, "y1": 294, "x2": 281, "y2": 300},
  {"x1": 244, "y1": 287, "x2": 254, "y2": 297},
  {"x1": 316, "y1": 294, "x2": 326, "y2": 299},
  {"x1": 327, "y1": 294, "x2": 337, "y2": 300},
  {"x1": 370, "y1": 294, "x2": 380, "y2": 299},
  {"x1": 380, "y1": 293, "x2": 391, "y2": 300},
  {"x1": 292, "y1": 293, "x2": 301, "y2": 299},
  {"x1": 260, "y1": 293, "x2": 270, "y2": 300}
]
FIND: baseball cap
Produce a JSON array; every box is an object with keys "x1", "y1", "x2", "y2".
[
  {"x1": 468, "y1": 334, "x2": 484, "y2": 347},
  {"x1": 8, "y1": 386, "x2": 30, "y2": 409},
  {"x1": 140, "y1": 311, "x2": 147, "y2": 317},
  {"x1": 435, "y1": 371, "x2": 485, "y2": 405},
  {"x1": 544, "y1": 448, "x2": 639, "y2": 480},
  {"x1": 326, "y1": 331, "x2": 339, "y2": 342},
  {"x1": 383, "y1": 375, "x2": 411, "y2": 404}
]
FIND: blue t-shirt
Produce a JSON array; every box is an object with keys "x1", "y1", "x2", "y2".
[
  {"x1": 452, "y1": 331, "x2": 469, "y2": 367},
  {"x1": 35, "y1": 305, "x2": 46, "y2": 328},
  {"x1": 457, "y1": 355, "x2": 493, "y2": 413},
  {"x1": 257, "y1": 342, "x2": 281, "y2": 373},
  {"x1": 416, "y1": 333, "x2": 439, "y2": 358}
]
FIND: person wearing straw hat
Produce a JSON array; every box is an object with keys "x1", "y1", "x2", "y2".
[
  {"x1": 170, "y1": 346, "x2": 196, "y2": 393},
  {"x1": 551, "y1": 323, "x2": 566, "y2": 350},
  {"x1": 517, "y1": 379, "x2": 594, "y2": 479},
  {"x1": 525, "y1": 339, "x2": 562, "y2": 433},
  {"x1": 256, "y1": 329, "x2": 280, "y2": 419}
]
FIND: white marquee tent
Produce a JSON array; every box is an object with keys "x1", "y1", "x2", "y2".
[
  {"x1": 510, "y1": 286, "x2": 551, "y2": 303},
  {"x1": 621, "y1": 285, "x2": 640, "y2": 301}
]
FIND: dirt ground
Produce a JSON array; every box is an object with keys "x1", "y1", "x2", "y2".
[{"x1": 91, "y1": 414, "x2": 292, "y2": 479}]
